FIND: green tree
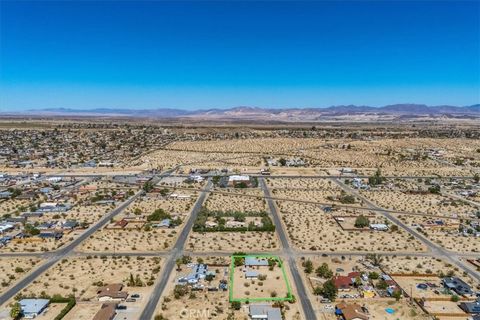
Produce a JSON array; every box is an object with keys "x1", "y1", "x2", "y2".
[
  {"x1": 368, "y1": 169, "x2": 384, "y2": 186},
  {"x1": 428, "y1": 185, "x2": 441, "y2": 194},
  {"x1": 304, "y1": 259, "x2": 313, "y2": 274},
  {"x1": 315, "y1": 263, "x2": 333, "y2": 279},
  {"x1": 392, "y1": 290, "x2": 402, "y2": 301},
  {"x1": 231, "y1": 301, "x2": 241, "y2": 310},
  {"x1": 10, "y1": 302, "x2": 21, "y2": 319},
  {"x1": 143, "y1": 181, "x2": 154, "y2": 192},
  {"x1": 368, "y1": 272, "x2": 379, "y2": 280},
  {"x1": 366, "y1": 253, "x2": 383, "y2": 266},
  {"x1": 147, "y1": 209, "x2": 170, "y2": 222},
  {"x1": 175, "y1": 258, "x2": 182, "y2": 271},
  {"x1": 320, "y1": 279, "x2": 338, "y2": 301},
  {"x1": 339, "y1": 194, "x2": 356, "y2": 204},
  {"x1": 205, "y1": 274, "x2": 215, "y2": 282},
  {"x1": 354, "y1": 215, "x2": 370, "y2": 228},
  {"x1": 376, "y1": 279, "x2": 388, "y2": 290}
]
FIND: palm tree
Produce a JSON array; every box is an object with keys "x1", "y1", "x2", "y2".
[{"x1": 366, "y1": 253, "x2": 383, "y2": 266}]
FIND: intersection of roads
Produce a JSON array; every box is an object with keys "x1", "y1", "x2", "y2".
[{"x1": 0, "y1": 171, "x2": 479, "y2": 320}]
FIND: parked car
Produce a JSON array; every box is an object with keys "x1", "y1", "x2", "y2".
[
  {"x1": 116, "y1": 305, "x2": 127, "y2": 310},
  {"x1": 131, "y1": 294, "x2": 140, "y2": 298}
]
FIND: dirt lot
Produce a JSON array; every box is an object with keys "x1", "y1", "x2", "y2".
[
  {"x1": 186, "y1": 231, "x2": 279, "y2": 252},
  {"x1": 17, "y1": 256, "x2": 161, "y2": 300},
  {"x1": 232, "y1": 264, "x2": 289, "y2": 300},
  {"x1": 79, "y1": 228, "x2": 179, "y2": 252},
  {"x1": 0, "y1": 229, "x2": 84, "y2": 253},
  {"x1": 62, "y1": 302, "x2": 99, "y2": 320},
  {"x1": 396, "y1": 214, "x2": 479, "y2": 253},
  {"x1": 277, "y1": 200, "x2": 425, "y2": 252},
  {"x1": 343, "y1": 298, "x2": 429, "y2": 320},
  {"x1": 392, "y1": 275, "x2": 447, "y2": 299},
  {"x1": 0, "y1": 199, "x2": 32, "y2": 215},
  {"x1": 423, "y1": 299, "x2": 467, "y2": 317},
  {"x1": 154, "y1": 255, "x2": 302, "y2": 320},
  {"x1": 125, "y1": 193, "x2": 197, "y2": 216},
  {"x1": 205, "y1": 192, "x2": 266, "y2": 212},
  {"x1": 0, "y1": 257, "x2": 42, "y2": 294},
  {"x1": 359, "y1": 190, "x2": 478, "y2": 218}
]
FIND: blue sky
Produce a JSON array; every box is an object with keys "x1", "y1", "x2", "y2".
[{"x1": 0, "y1": 1, "x2": 479, "y2": 110}]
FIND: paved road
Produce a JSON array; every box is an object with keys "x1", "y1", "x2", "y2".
[
  {"x1": 0, "y1": 169, "x2": 175, "y2": 307},
  {"x1": 259, "y1": 178, "x2": 317, "y2": 320},
  {"x1": 443, "y1": 191, "x2": 480, "y2": 208},
  {"x1": 139, "y1": 179, "x2": 212, "y2": 320},
  {"x1": 331, "y1": 178, "x2": 480, "y2": 283},
  {"x1": 40, "y1": 172, "x2": 477, "y2": 179},
  {"x1": 166, "y1": 186, "x2": 480, "y2": 223},
  {"x1": 0, "y1": 189, "x2": 144, "y2": 306}
]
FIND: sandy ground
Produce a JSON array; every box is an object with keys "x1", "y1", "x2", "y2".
[
  {"x1": 339, "y1": 299, "x2": 430, "y2": 320},
  {"x1": 396, "y1": 214, "x2": 480, "y2": 253},
  {"x1": 205, "y1": 192, "x2": 266, "y2": 212},
  {"x1": 360, "y1": 190, "x2": 478, "y2": 218},
  {"x1": 186, "y1": 231, "x2": 279, "y2": 252},
  {"x1": 424, "y1": 301, "x2": 468, "y2": 319},
  {"x1": 62, "y1": 302, "x2": 99, "y2": 320},
  {"x1": 13, "y1": 256, "x2": 161, "y2": 301},
  {"x1": 232, "y1": 264, "x2": 289, "y2": 300},
  {"x1": 0, "y1": 230, "x2": 84, "y2": 253},
  {"x1": 277, "y1": 200, "x2": 425, "y2": 252},
  {"x1": 79, "y1": 228, "x2": 179, "y2": 252},
  {"x1": 79, "y1": 193, "x2": 197, "y2": 253},
  {"x1": 154, "y1": 256, "x2": 302, "y2": 320},
  {"x1": 125, "y1": 193, "x2": 197, "y2": 216},
  {"x1": 266, "y1": 178, "x2": 339, "y2": 190},
  {"x1": 0, "y1": 257, "x2": 42, "y2": 294},
  {"x1": 0, "y1": 199, "x2": 32, "y2": 215}
]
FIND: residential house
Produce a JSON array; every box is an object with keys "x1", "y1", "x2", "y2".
[
  {"x1": 97, "y1": 284, "x2": 128, "y2": 302},
  {"x1": 178, "y1": 264, "x2": 209, "y2": 285},
  {"x1": 443, "y1": 277, "x2": 473, "y2": 296},
  {"x1": 369, "y1": 224, "x2": 389, "y2": 231},
  {"x1": 92, "y1": 303, "x2": 117, "y2": 320},
  {"x1": 335, "y1": 302, "x2": 369, "y2": 320},
  {"x1": 152, "y1": 218, "x2": 171, "y2": 228},
  {"x1": 245, "y1": 257, "x2": 269, "y2": 267},
  {"x1": 19, "y1": 299, "x2": 50, "y2": 319},
  {"x1": 0, "y1": 222, "x2": 14, "y2": 234},
  {"x1": 334, "y1": 276, "x2": 354, "y2": 291},
  {"x1": 249, "y1": 304, "x2": 282, "y2": 320},
  {"x1": 225, "y1": 220, "x2": 246, "y2": 228},
  {"x1": 227, "y1": 175, "x2": 251, "y2": 187},
  {"x1": 0, "y1": 191, "x2": 12, "y2": 199},
  {"x1": 460, "y1": 298, "x2": 480, "y2": 314}
]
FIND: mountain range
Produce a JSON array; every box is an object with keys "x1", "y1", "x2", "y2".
[{"x1": 3, "y1": 104, "x2": 479, "y2": 122}]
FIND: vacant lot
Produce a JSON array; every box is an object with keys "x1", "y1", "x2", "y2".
[
  {"x1": 186, "y1": 231, "x2": 279, "y2": 252},
  {"x1": 396, "y1": 214, "x2": 479, "y2": 253},
  {"x1": 277, "y1": 201, "x2": 425, "y2": 252},
  {"x1": 360, "y1": 190, "x2": 477, "y2": 218},
  {"x1": 205, "y1": 192, "x2": 266, "y2": 212},
  {"x1": 80, "y1": 228, "x2": 179, "y2": 252},
  {"x1": 0, "y1": 257, "x2": 42, "y2": 294},
  {"x1": 18, "y1": 256, "x2": 161, "y2": 300}
]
